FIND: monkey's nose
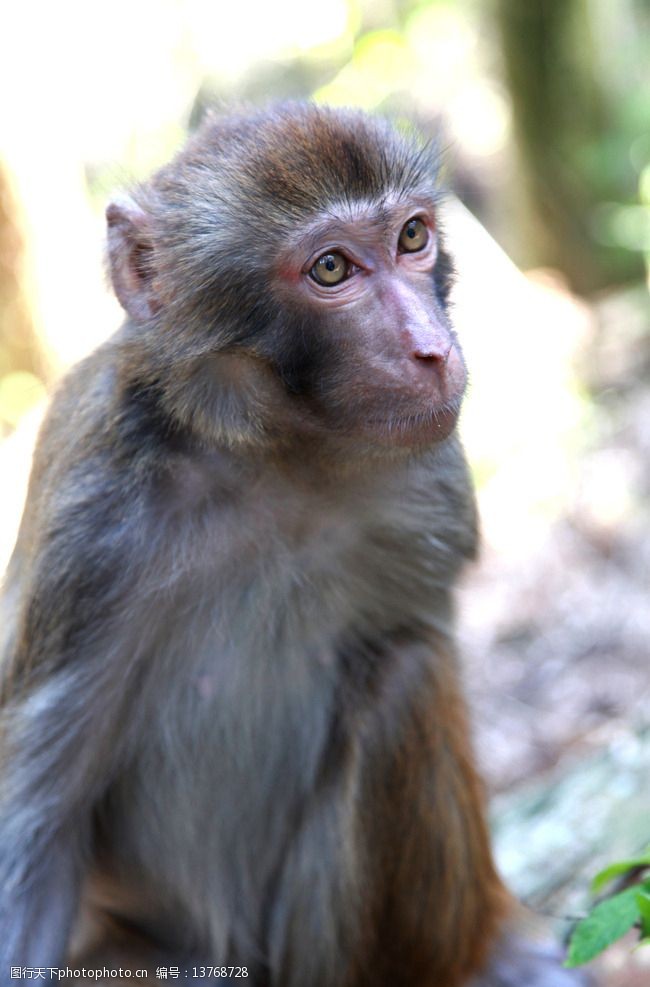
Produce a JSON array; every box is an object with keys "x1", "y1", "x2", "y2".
[
  {"x1": 408, "y1": 341, "x2": 466, "y2": 405},
  {"x1": 404, "y1": 319, "x2": 453, "y2": 366},
  {"x1": 412, "y1": 342, "x2": 452, "y2": 364}
]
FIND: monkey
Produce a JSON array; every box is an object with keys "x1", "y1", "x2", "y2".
[{"x1": 0, "y1": 104, "x2": 592, "y2": 987}]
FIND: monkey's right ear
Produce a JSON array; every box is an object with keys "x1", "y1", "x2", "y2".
[{"x1": 106, "y1": 197, "x2": 159, "y2": 323}]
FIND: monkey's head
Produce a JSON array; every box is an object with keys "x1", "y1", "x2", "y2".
[{"x1": 107, "y1": 104, "x2": 466, "y2": 457}]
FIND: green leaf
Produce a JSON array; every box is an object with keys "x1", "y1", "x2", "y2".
[
  {"x1": 566, "y1": 887, "x2": 641, "y2": 967},
  {"x1": 637, "y1": 890, "x2": 650, "y2": 937},
  {"x1": 592, "y1": 851, "x2": 650, "y2": 893}
]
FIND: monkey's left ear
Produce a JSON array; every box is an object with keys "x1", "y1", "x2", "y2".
[{"x1": 106, "y1": 196, "x2": 159, "y2": 324}]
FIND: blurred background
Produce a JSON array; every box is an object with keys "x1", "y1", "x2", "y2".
[{"x1": 0, "y1": 0, "x2": 648, "y2": 982}]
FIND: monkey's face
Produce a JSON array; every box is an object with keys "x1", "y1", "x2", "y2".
[
  {"x1": 265, "y1": 197, "x2": 466, "y2": 450},
  {"x1": 108, "y1": 105, "x2": 467, "y2": 455}
]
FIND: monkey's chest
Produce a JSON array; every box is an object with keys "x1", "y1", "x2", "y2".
[
  {"x1": 98, "y1": 494, "x2": 450, "y2": 942},
  {"x1": 100, "y1": 530, "x2": 354, "y2": 887}
]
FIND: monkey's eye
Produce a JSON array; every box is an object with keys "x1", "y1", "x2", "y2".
[
  {"x1": 398, "y1": 218, "x2": 428, "y2": 253},
  {"x1": 310, "y1": 252, "x2": 348, "y2": 286}
]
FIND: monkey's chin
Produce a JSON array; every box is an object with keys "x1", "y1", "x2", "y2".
[{"x1": 363, "y1": 402, "x2": 461, "y2": 449}]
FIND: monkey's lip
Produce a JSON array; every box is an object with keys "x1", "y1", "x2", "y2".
[{"x1": 364, "y1": 402, "x2": 461, "y2": 445}]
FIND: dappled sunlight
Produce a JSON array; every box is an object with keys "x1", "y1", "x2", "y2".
[
  {"x1": 187, "y1": 0, "x2": 355, "y2": 72},
  {"x1": 0, "y1": 0, "x2": 357, "y2": 392}
]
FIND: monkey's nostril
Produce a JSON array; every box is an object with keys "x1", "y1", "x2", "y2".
[{"x1": 413, "y1": 343, "x2": 452, "y2": 364}]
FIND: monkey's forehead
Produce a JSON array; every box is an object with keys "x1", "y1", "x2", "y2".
[{"x1": 156, "y1": 104, "x2": 441, "y2": 221}]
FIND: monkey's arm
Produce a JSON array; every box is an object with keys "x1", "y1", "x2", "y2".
[
  {"x1": 0, "y1": 456, "x2": 151, "y2": 969},
  {"x1": 0, "y1": 656, "x2": 95, "y2": 967}
]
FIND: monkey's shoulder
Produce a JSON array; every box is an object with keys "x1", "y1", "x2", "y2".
[
  {"x1": 23, "y1": 343, "x2": 123, "y2": 501},
  {"x1": 7, "y1": 344, "x2": 155, "y2": 580}
]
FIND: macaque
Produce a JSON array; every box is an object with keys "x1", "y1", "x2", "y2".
[{"x1": 0, "y1": 105, "x2": 590, "y2": 987}]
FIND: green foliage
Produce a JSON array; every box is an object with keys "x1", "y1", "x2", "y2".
[
  {"x1": 566, "y1": 851, "x2": 650, "y2": 967},
  {"x1": 591, "y1": 851, "x2": 650, "y2": 893},
  {"x1": 566, "y1": 886, "x2": 646, "y2": 966},
  {"x1": 637, "y1": 890, "x2": 650, "y2": 939}
]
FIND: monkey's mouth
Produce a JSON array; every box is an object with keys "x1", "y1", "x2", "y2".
[{"x1": 364, "y1": 400, "x2": 462, "y2": 446}]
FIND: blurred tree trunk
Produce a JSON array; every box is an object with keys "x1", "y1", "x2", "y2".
[
  {"x1": 495, "y1": 0, "x2": 644, "y2": 293},
  {"x1": 0, "y1": 166, "x2": 40, "y2": 375},
  {"x1": 0, "y1": 163, "x2": 46, "y2": 436}
]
